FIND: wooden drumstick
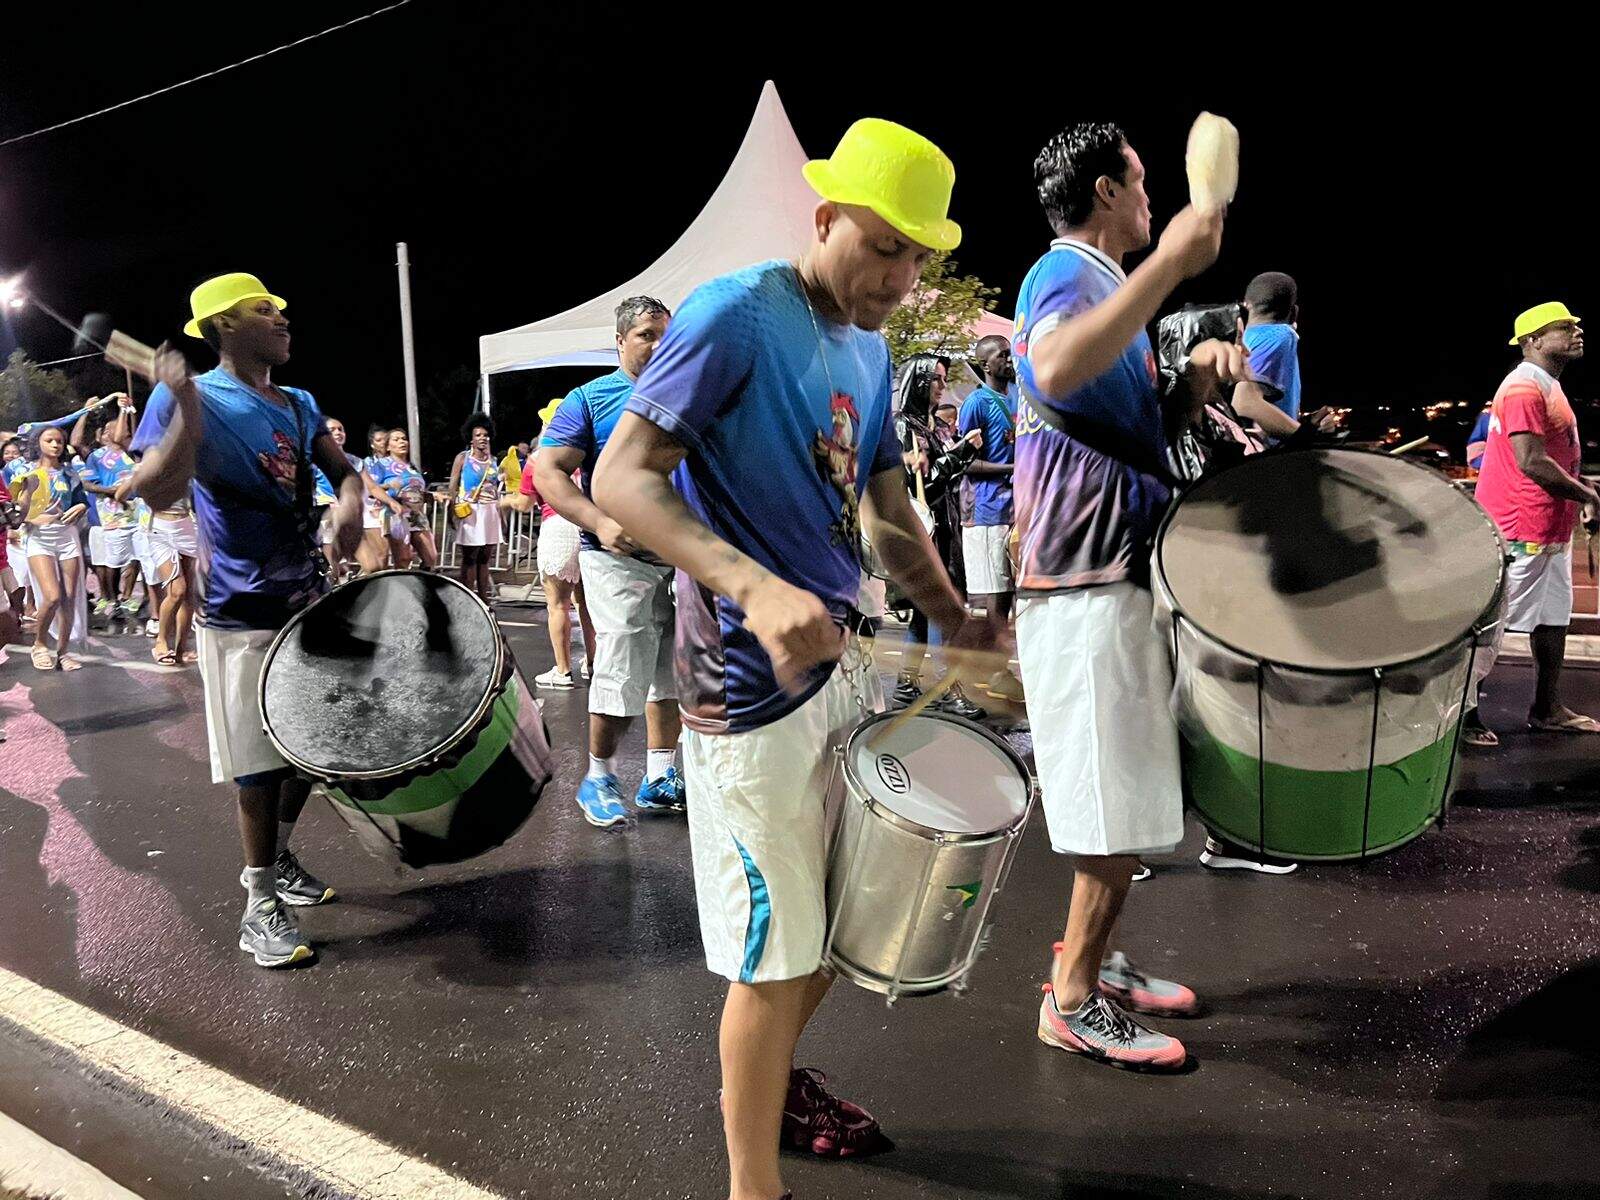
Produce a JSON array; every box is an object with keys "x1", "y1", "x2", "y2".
[
  {"x1": 105, "y1": 330, "x2": 158, "y2": 381},
  {"x1": 870, "y1": 672, "x2": 960, "y2": 745}
]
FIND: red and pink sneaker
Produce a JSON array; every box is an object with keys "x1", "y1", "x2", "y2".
[
  {"x1": 782, "y1": 1067, "x2": 893, "y2": 1158},
  {"x1": 1037, "y1": 984, "x2": 1188, "y2": 1071},
  {"x1": 1051, "y1": 943, "x2": 1200, "y2": 1017}
]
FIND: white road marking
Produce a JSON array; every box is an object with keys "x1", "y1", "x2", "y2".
[
  {"x1": 0, "y1": 1108, "x2": 142, "y2": 1200},
  {"x1": 0, "y1": 967, "x2": 508, "y2": 1200}
]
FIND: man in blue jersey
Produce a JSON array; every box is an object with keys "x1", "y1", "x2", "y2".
[
  {"x1": 124, "y1": 273, "x2": 364, "y2": 969},
  {"x1": 1011, "y1": 123, "x2": 1250, "y2": 1071},
  {"x1": 533, "y1": 296, "x2": 684, "y2": 827},
  {"x1": 77, "y1": 398, "x2": 142, "y2": 626},
  {"x1": 595, "y1": 118, "x2": 996, "y2": 1200},
  {"x1": 959, "y1": 334, "x2": 1024, "y2": 701}
]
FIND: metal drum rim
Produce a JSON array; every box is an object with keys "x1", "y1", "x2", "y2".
[
  {"x1": 826, "y1": 951, "x2": 970, "y2": 997},
  {"x1": 1155, "y1": 447, "x2": 1509, "y2": 677},
  {"x1": 841, "y1": 708, "x2": 1033, "y2": 843},
  {"x1": 258, "y1": 569, "x2": 509, "y2": 783}
]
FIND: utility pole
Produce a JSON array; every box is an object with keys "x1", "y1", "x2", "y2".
[{"x1": 396, "y1": 242, "x2": 421, "y2": 469}]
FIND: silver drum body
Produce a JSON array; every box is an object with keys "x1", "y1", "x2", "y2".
[{"x1": 823, "y1": 709, "x2": 1034, "y2": 1003}]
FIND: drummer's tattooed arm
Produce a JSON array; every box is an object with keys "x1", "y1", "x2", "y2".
[
  {"x1": 128, "y1": 344, "x2": 203, "y2": 512},
  {"x1": 595, "y1": 412, "x2": 844, "y2": 693},
  {"x1": 861, "y1": 468, "x2": 967, "y2": 636}
]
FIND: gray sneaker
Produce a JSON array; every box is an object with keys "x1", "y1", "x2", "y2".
[
  {"x1": 1037, "y1": 987, "x2": 1186, "y2": 1070},
  {"x1": 273, "y1": 849, "x2": 336, "y2": 906},
  {"x1": 238, "y1": 899, "x2": 313, "y2": 968}
]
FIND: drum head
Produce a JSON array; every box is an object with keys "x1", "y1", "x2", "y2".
[
  {"x1": 848, "y1": 713, "x2": 1030, "y2": 836},
  {"x1": 262, "y1": 572, "x2": 502, "y2": 777},
  {"x1": 1158, "y1": 449, "x2": 1504, "y2": 671}
]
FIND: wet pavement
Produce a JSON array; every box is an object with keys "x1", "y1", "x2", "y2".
[{"x1": 1, "y1": 613, "x2": 1598, "y2": 1200}]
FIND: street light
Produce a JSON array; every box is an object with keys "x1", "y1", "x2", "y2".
[{"x1": 0, "y1": 277, "x2": 24, "y2": 310}]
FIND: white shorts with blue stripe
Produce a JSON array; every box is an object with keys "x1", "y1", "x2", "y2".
[{"x1": 681, "y1": 654, "x2": 879, "y2": 985}]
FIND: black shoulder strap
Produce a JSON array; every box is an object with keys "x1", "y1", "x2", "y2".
[{"x1": 1021, "y1": 385, "x2": 1180, "y2": 489}]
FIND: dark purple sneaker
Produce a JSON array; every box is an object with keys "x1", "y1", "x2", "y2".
[{"x1": 783, "y1": 1067, "x2": 893, "y2": 1158}]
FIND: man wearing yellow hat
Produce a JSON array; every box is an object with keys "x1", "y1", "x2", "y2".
[
  {"x1": 1474, "y1": 302, "x2": 1600, "y2": 734},
  {"x1": 124, "y1": 272, "x2": 366, "y2": 967},
  {"x1": 594, "y1": 119, "x2": 995, "y2": 1200}
]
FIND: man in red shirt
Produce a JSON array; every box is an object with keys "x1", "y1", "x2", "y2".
[{"x1": 1475, "y1": 301, "x2": 1600, "y2": 732}]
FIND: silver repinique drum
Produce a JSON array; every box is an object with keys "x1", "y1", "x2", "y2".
[{"x1": 823, "y1": 709, "x2": 1034, "y2": 1003}]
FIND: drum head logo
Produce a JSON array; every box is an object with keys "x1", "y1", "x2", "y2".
[{"x1": 875, "y1": 754, "x2": 910, "y2": 794}]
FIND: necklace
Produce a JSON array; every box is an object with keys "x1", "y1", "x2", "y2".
[{"x1": 794, "y1": 263, "x2": 839, "y2": 405}]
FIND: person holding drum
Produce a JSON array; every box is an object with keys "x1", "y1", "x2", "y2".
[
  {"x1": 1012, "y1": 122, "x2": 1248, "y2": 1070},
  {"x1": 1475, "y1": 302, "x2": 1600, "y2": 735},
  {"x1": 122, "y1": 272, "x2": 364, "y2": 968},
  {"x1": 447, "y1": 412, "x2": 503, "y2": 606},
  {"x1": 595, "y1": 117, "x2": 997, "y2": 1200},
  {"x1": 535, "y1": 296, "x2": 686, "y2": 824}
]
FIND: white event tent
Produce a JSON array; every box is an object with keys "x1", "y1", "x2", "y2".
[{"x1": 476, "y1": 81, "x2": 1013, "y2": 409}]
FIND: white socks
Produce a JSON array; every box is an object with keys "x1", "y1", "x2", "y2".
[
  {"x1": 646, "y1": 748, "x2": 676, "y2": 782},
  {"x1": 587, "y1": 754, "x2": 616, "y2": 781},
  {"x1": 242, "y1": 866, "x2": 275, "y2": 908}
]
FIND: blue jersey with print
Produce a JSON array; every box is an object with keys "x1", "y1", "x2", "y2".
[
  {"x1": 1011, "y1": 239, "x2": 1169, "y2": 593},
  {"x1": 457, "y1": 453, "x2": 501, "y2": 503},
  {"x1": 86, "y1": 446, "x2": 137, "y2": 529},
  {"x1": 3, "y1": 458, "x2": 30, "y2": 486},
  {"x1": 1242, "y1": 323, "x2": 1301, "y2": 421},
  {"x1": 958, "y1": 385, "x2": 1017, "y2": 526},
  {"x1": 1467, "y1": 409, "x2": 1492, "y2": 469},
  {"x1": 377, "y1": 456, "x2": 427, "y2": 507},
  {"x1": 314, "y1": 452, "x2": 362, "y2": 506},
  {"x1": 131, "y1": 368, "x2": 325, "y2": 630},
  {"x1": 541, "y1": 368, "x2": 645, "y2": 553},
  {"x1": 626, "y1": 259, "x2": 900, "y2": 735}
]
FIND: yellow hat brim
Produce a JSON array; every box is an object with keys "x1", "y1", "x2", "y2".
[
  {"x1": 802, "y1": 161, "x2": 962, "y2": 253},
  {"x1": 184, "y1": 292, "x2": 287, "y2": 339}
]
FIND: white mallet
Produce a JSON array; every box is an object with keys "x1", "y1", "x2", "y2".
[{"x1": 1186, "y1": 112, "x2": 1240, "y2": 213}]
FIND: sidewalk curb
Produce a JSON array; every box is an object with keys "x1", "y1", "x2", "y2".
[{"x1": 0, "y1": 1108, "x2": 145, "y2": 1200}]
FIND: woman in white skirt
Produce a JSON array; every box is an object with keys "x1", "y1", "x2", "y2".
[
  {"x1": 144, "y1": 492, "x2": 199, "y2": 665},
  {"x1": 130, "y1": 498, "x2": 166, "y2": 639},
  {"x1": 14, "y1": 427, "x2": 88, "y2": 670},
  {"x1": 3, "y1": 438, "x2": 34, "y2": 621},
  {"x1": 358, "y1": 426, "x2": 410, "y2": 573},
  {"x1": 446, "y1": 412, "x2": 503, "y2": 606},
  {"x1": 380, "y1": 429, "x2": 445, "y2": 570}
]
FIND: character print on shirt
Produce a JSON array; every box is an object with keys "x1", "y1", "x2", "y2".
[{"x1": 812, "y1": 391, "x2": 863, "y2": 550}]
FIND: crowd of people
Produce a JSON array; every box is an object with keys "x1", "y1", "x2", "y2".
[{"x1": 4, "y1": 111, "x2": 1597, "y2": 1200}]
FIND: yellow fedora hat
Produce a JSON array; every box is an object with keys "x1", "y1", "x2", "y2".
[
  {"x1": 1509, "y1": 301, "x2": 1580, "y2": 345},
  {"x1": 184, "y1": 272, "x2": 287, "y2": 339},
  {"x1": 802, "y1": 118, "x2": 961, "y2": 252}
]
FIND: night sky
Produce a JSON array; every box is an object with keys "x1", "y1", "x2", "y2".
[{"x1": 3, "y1": 12, "x2": 1595, "y2": 468}]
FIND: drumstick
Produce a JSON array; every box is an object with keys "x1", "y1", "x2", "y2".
[
  {"x1": 870, "y1": 672, "x2": 959, "y2": 745},
  {"x1": 105, "y1": 330, "x2": 157, "y2": 380},
  {"x1": 1388, "y1": 436, "x2": 1429, "y2": 456}
]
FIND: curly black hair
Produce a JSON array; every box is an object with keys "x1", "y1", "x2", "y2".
[
  {"x1": 1034, "y1": 122, "x2": 1129, "y2": 232},
  {"x1": 460, "y1": 411, "x2": 495, "y2": 445}
]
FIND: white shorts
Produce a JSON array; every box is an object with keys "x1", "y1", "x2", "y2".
[
  {"x1": 1017, "y1": 582, "x2": 1184, "y2": 857},
  {"x1": 683, "y1": 661, "x2": 877, "y2": 984},
  {"x1": 197, "y1": 625, "x2": 288, "y2": 785},
  {"x1": 7, "y1": 534, "x2": 31, "y2": 592},
  {"x1": 579, "y1": 550, "x2": 676, "y2": 716},
  {"x1": 455, "y1": 501, "x2": 501, "y2": 547},
  {"x1": 1504, "y1": 545, "x2": 1573, "y2": 633},
  {"x1": 150, "y1": 515, "x2": 198, "y2": 560},
  {"x1": 362, "y1": 503, "x2": 384, "y2": 531},
  {"x1": 89, "y1": 525, "x2": 137, "y2": 568},
  {"x1": 132, "y1": 530, "x2": 163, "y2": 586},
  {"x1": 536, "y1": 514, "x2": 583, "y2": 584},
  {"x1": 24, "y1": 523, "x2": 82, "y2": 562},
  {"x1": 963, "y1": 523, "x2": 1014, "y2": 595}
]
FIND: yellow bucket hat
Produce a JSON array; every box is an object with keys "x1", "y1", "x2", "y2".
[
  {"x1": 537, "y1": 397, "x2": 565, "y2": 427},
  {"x1": 184, "y1": 272, "x2": 287, "y2": 339},
  {"x1": 802, "y1": 118, "x2": 961, "y2": 252},
  {"x1": 1509, "y1": 301, "x2": 1580, "y2": 345}
]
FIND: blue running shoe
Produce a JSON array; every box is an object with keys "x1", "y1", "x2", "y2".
[
  {"x1": 635, "y1": 767, "x2": 687, "y2": 812},
  {"x1": 577, "y1": 775, "x2": 627, "y2": 827}
]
